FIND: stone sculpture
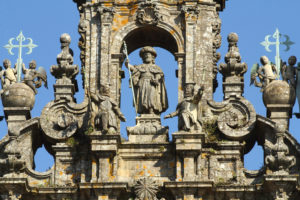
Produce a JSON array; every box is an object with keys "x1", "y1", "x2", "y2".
[
  {"x1": 22, "y1": 60, "x2": 47, "y2": 94},
  {"x1": 125, "y1": 46, "x2": 168, "y2": 115},
  {"x1": 0, "y1": 59, "x2": 17, "y2": 90},
  {"x1": 91, "y1": 84, "x2": 126, "y2": 134},
  {"x1": 250, "y1": 55, "x2": 278, "y2": 91},
  {"x1": 165, "y1": 83, "x2": 203, "y2": 132},
  {"x1": 281, "y1": 56, "x2": 297, "y2": 88}
]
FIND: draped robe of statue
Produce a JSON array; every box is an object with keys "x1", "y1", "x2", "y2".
[{"x1": 130, "y1": 63, "x2": 168, "y2": 115}]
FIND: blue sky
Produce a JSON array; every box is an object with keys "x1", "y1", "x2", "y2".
[{"x1": 0, "y1": 0, "x2": 300, "y2": 171}]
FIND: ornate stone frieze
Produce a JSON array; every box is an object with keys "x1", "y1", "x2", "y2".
[
  {"x1": 136, "y1": 0, "x2": 161, "y2": 26},
  {"x1": 212, "y1": 12, "x2": 222, "y2": 92},
  {"x1": 78, "y1": 18, "x2": 88, "y2": 69}
]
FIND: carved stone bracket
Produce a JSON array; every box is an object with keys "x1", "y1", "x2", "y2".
[
  {"x1": 40, "y1": 99, "x2": 88, "y2": 143},
  {"x1": 136, "y1": 0, "x2": 161, "y2": 26}
]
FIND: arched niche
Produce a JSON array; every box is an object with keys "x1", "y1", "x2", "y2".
[{"x1": 110, "y1": 22, "x2": 185, "y2": 104}]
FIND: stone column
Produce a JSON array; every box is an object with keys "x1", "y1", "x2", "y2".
[
  {"x1": 90, "y1": 133, "x2": 120, "y2": 182},
  {"x1": 173, "y1": 133, "x2": 204, "y2": 181},
  {"x1": 175, "y1": 53, "x2": 185, "y2": 102},
  {"x1": 52, "y1": 143, "x2": 75, "y2": 186},
  {"x1": 98, "y1": 6, "x2": 115, "y2": 85}
]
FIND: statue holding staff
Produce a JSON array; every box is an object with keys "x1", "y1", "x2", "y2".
[{"x1": 124, "y1": 46, "x2": 168, "y2": 115}]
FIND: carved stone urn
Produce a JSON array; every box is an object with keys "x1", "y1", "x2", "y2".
[
  {"x1": 263, "y1": 80, "x2": 295, "y2": 106},
  {"x1": 1, "y1": 83, "x2": 35, "y2": 110},
  {"x1": 263, "y1": 80, "x2": 295, "y2": 129}
]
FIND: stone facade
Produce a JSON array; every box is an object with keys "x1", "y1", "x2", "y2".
[{"x1": 0, "y1": 0, "x2": 300, "y2": 199}]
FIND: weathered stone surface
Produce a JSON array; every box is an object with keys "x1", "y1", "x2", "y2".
[{"x1": 0, "y1": 0, "x2": 300, "y2": 199}]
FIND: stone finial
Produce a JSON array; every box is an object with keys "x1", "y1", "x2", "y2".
[
  {"x1": 51, "y1": 33, "x2": 79, "y2": 81},
  {"x1": 218, "y1": 33, "x2": 247, "y2": 99},
  {"x1": 51, "y1": 33, "x2": 79, "y2": 101},
  {"x1": 219, "y1": 33, "x2": 247, "y2": 80}
]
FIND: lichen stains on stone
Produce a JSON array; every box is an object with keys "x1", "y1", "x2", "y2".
[{"x1": 112, "y1": 14, "x2": 129, "y2": 32}]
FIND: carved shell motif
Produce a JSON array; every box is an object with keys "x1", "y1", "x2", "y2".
[{"x1": 136, "y1": 0, "x2": 161, "y2": 25}]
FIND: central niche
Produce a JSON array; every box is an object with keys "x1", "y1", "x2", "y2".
[{"x1": 120, "y1": 47, "x2": 178, "y2": 141}]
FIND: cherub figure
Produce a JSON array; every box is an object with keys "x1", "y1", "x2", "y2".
[
  {"x1": 164, "y1": 83, "x2": 203, "y2": 132},
  {"x1": 0, "y1": 59, "x2": 17, "y2": 89},
  {"x1": 281, "y1": 56, "x2": 297, "y2": 88},
  {"x1": 22, "y1": 60, "x2": 47, "y2": 94},
  {"x1": 250, "y1": 56, "x2": 278, "y2": 91},
  {"x1": 91, "y1": 84, "x2": 126, "y2": 134}
]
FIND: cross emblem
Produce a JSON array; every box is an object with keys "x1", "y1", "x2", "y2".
[
  {"x1": 260, "y1": 29, "x2": 294, "y2": 76},
  {"x1": 4, "y1": 31, "x2": 38, "y2": 82}
]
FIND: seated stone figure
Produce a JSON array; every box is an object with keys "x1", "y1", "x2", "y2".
[
  {"x1": 164, "y1": 83, "x2": 203, "y2": 132},
  {"x1": 91, "y1": 84, "x2": 126, "y2": 134}
]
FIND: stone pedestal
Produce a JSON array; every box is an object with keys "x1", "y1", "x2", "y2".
[
  {"x1": 4, "y1": 107, "x2": 31, "y2": 136},
  {"x1": 89, "y1": 133, "x2": 120, "y2": 182},
  {"x1": 52, "y1": 143, "x2": 75, "y2": 186},
  {"x1": 222, "y1": 81, "x2": 244, "y2": 100},
  {"x1": 263, "y1": 175, "x2": 298, "y2": 200},
  {"x1": 127, "y1": 114, "x2": 169, "y2": 143},
  {"x1": 173, "y1": 132, "x2": 204, "y2": 181},
  {"x1": 54, "y1": 83, "x2": 76, "y2": 102},
  {"x1": 266, "y1": 104, "x2": 293, "y2": 130},
  {"x1": 263, "y1": 80, "x2": 295, "y2": 130}
]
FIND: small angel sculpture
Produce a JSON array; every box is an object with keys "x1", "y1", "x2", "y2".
[
  {"x1": 22, "y1": 60, "x2": 47, "y2": 94},
  {"x1": 0, "y1": 59, "x2": 17, "y2": 90},
  {"x1": 281, "y1": 56, "x2": 298, "y2": 88},
  {"x1": 250, "y1": 56, "x2": 278, "y2": 91}
]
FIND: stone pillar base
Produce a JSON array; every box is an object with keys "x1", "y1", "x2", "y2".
[
  {"x1": 222, "y1": 81, "x2": 244, "y2": 100},
  {"x1": 54, "y1": 83, "x2": 76, "y2": 102},
  {"x1": 4, "y1": 107, "x2": 31, "y2": 136}
]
